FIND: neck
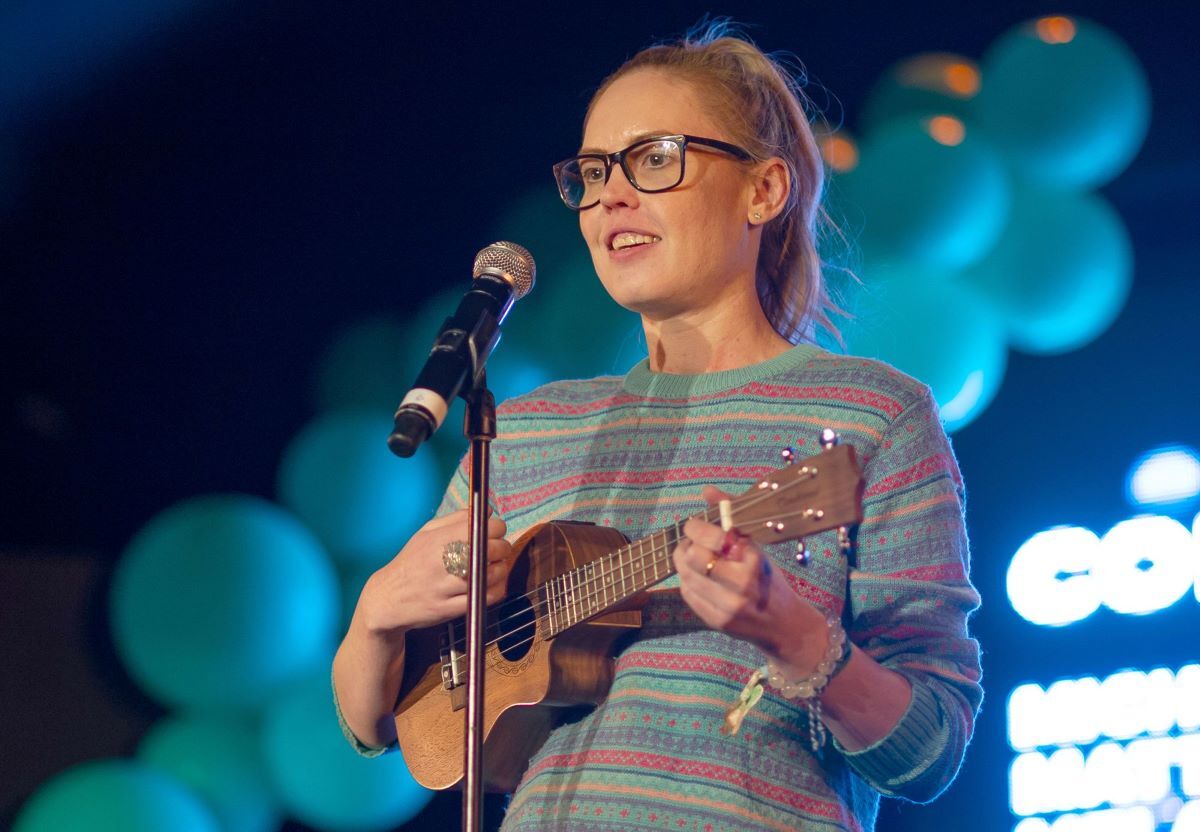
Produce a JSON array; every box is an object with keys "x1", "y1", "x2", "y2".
[{"x1": 642, "y1": 292, "x2": 792, "y2": 374}]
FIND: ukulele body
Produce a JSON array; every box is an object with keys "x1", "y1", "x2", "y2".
[{"x1": 394, "y1": 520, "x2": 644, "y2": 792}]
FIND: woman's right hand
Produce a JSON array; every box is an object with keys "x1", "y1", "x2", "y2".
[{"x1": 355, "y1": 510, "x2": 513, "y2": 637}]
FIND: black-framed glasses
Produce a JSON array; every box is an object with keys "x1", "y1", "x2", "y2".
[{"x1": 552, "y1": 134, "x2": 755, "y2": 211}]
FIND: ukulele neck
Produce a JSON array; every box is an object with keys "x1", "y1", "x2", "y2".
[{"x1": 541, "y1": 523, "x2": 687, "y2": 637}]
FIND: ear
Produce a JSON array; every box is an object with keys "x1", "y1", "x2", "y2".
[{"x1": 746, "y1": 157, "x2": 791, "y2": 225}]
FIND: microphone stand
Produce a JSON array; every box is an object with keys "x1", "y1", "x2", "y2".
[{"x1": 461, "y1": 370, "x2": 496, "y2": 832}]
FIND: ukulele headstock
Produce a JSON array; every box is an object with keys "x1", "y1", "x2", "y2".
[{"x1": 729, "y1": 442, "x2": 864, "y2": 550}]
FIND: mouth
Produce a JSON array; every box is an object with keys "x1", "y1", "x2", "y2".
[{"x1": 607, "y1": 231, "x2": 663, "y2": 252}]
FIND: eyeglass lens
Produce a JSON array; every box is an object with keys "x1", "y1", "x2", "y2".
[{"x1": 559, "y1": 138, "x2": 684, "y2": 209}]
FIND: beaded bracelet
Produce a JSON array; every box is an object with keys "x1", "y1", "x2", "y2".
[
  {"x1": 723, "y1": 615, "x2": 852, "y2": 751},
  {"x1": 768, "y1": 615, "x2": 850, "y2": 750}
]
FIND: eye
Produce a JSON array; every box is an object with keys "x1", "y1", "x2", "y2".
[
  {"x1": 577, "y1": 159, "x2": 607, "y2": 184},
  {"x1": 632, "y1": 141, "x2": 681, "y2": 171}
]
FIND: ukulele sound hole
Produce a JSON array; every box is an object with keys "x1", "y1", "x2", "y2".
[{"x1": 494, "y1": 596, "x2": 536, "y2": 662}]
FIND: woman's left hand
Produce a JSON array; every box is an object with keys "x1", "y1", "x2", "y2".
[{"x1": 672, "y1": 486, "x2": 828, "y2": 662}]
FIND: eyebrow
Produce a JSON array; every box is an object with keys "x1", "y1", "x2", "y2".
[{"x1": 577, "y1": 131, "x2": 677, "y2": 155}]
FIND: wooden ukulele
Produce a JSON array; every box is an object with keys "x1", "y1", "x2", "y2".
[{"x1": 393, "y1": 441, "x2": 864, "y2": 791}]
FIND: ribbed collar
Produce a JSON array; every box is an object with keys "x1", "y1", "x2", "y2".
[{"x1": 622, "y1": 344, "x2": 823, "y2": 398}]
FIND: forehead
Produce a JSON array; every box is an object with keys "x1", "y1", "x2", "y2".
[{"x1": 581, "y1": 69, "x2": 727, "y2": 151}]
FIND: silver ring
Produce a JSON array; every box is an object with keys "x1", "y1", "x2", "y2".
[{"x1": 442, "y1": 540, "x2": 469, "y2": 579}]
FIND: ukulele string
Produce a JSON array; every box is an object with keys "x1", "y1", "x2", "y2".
[
  {"x1": 474, "y1": 468, "x2": 815, "y2": 639},
  {"x1": 446, "y1": 497, "x2": 826, "y2": 668},
  {"x1": 445, "y1": 518, "x2": 689, "y2": 661},
  {"x1": 444, "y1": 470, "x2": 820, "y2": 663},
  {"x1": 446, "y1": 474, "x2": 821, "y2": 661},
  {"x1": 446, "y1": 492, "x2": 830, "y2": 677},
  {"x1": 451, "y1": 516, "x2": 692, "y2": 638}
]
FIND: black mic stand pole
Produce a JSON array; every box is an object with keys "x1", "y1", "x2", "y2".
[{"x1": 461, "y1": 369, "x2": 496, "y2": 832}]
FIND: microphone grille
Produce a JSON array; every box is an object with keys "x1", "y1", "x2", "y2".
[{"x1": 472, "y1": 241, "x2": 536, "y2": 299}]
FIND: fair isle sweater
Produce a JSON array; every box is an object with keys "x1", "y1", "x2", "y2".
[
  {"x1": 340, "y1": 345, "x2": 982, "y2": 831},
  {"x1": 444, "y1": 345, "x2": 982, "y2": 832}
]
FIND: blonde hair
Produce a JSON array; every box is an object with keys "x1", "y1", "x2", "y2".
[{"x1": 585, "y1": 21, "x2": 840, "y2": 344}]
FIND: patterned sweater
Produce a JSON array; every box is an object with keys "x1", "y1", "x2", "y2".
[
  {"x1": 442, "y1": 344, "x2": 982, "y2": 832},
  {"x1": 340, "y1": 345, "x2": 982, "y2": 831}
]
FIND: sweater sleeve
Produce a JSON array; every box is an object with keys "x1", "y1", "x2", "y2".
[
  {"x1": 835, "y1": 387, "x2": 983, "y2": 802},
  {"x1": 331, "y1": 670, "x2": 396, "y2": 757}
]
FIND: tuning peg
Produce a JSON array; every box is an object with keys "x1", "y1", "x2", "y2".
[
  {"x1": 837, "y1": 526, "x2": 852, "y2": 554},
  {"x1": 781, "y1": 446, "x2": 796, "y2": 464},
  {"x1": 795, "y1": 539, "x2": 810, "y2": 565},
  {"x1": 820, "y1": 429, "x2": 839, "y2": 450}
]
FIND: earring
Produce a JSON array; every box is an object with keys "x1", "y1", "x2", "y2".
[{"x1": 752, "y1": 212, "x2": 762, "y2": 222}]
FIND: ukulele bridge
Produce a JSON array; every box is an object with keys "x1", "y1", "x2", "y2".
[{"x1": 440, "y1": 623, "x2": 464, "y2": 690}]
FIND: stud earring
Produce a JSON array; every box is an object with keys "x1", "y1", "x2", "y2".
[{"x1": 752, "y1": 212, "x2": 762, "y2": 222}]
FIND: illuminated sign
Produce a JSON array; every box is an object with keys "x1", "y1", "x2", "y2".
[
  {"x1": 1128, "y1": 446, "x2": 1200, "y2": 508},
  {"x1": 1004, "y1": 446, "x2": 1200, "y2": 831},
  {"x1": 1008, "y1": 666, "x2": 1200, "y2": 829},
  {"x1": 1007, "y1": 515, "x2": 1199, "y2": 626}
]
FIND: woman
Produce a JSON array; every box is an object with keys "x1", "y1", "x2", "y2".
[{"x1": 333, "y1": 24, "x2": 982, "y2": 832}]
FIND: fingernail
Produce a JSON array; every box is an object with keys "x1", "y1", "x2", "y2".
[{"x1": 720, "y1": 529, "x2": 749, "y2": 559}]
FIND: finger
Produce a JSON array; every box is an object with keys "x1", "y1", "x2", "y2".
[
  {"x1": 486, "y1": 560, "x2": 510, "y2": 597},
  {"x1": 702, "y1": 544, "x2": 772, "y2": 601},
  {"x1": 725, "y1": 542, "x2": 773, "y2": 609},
  {"x1": 488, "y1": 557, "x2": 509, "y2": 581},
  {"x1": 682, "y1": 517, "x2": 725, "y2": 552},
  {"x1": 423, "y1": 510, "x2": 507, "y2": 537},
  {"x1": 441, "y1": 559, "x2": 508, "y2": 606},
  {"x1": 440, "y1": 570, "x2": 469, "y2": 591},
  {"x1": 674, "y1": 547, "x2": 711, "y2": 592},
  {"x1": 756, "y1": 556, "x2": 773, "y2": 610},
  {"x1": 487, "y1": 538, "x2": 513, "y2": 565},
  {"x1": 676, "y1": 562, "x2": 736, "y2": 628},
  {"x1": 674, "y1": 536, "x2": 715, "y2": 578},
  {"x1": 443, "y1": 517, "x2": 506, "y2": 544},
  {"x1": 440, "y1": 555, "x2": 504, "y2": 590},
  {"x1": 713, "y1": 529, "x2": 750, "y2": 561},
  {"x1": 442, "y1": 540, "x2": 511, "y2": 578},
  {"x1": 700, "y1": 484, "x2": 735, "y2": 504}
]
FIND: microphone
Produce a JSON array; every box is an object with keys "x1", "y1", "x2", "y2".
[{"x1": 387, "y1": 241, "x2": 536, "y2": 458}]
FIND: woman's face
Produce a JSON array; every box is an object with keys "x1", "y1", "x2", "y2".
[{"x1": 578, "y1": 70, "x2": 760, "y2": 323}]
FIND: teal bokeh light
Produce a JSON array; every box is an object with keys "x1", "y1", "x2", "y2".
[
  {"x1": 842, "y1": 266, "x2": 1008, "y2": 432},
  {"x1": 315, "y1": 316, "x2": 412, "y2": 415},
  {"x1": 835, "y1": 117, "x2": 1010, "y2": 270},
  {"x1": 277, "y1": 410, "x2": 440, "y2": 566},
  {"x1": 974, "y1": 16, "x2": 1150, "y2": 190},
  {"x1": 110, "y1": 494, "x2": 339, "y2": 710},
  {"x1": 859, "y1": 52, "x2": 981, "y2": 130},
  {"x1": 14, "y1": 759, "x2": 219, "y2": 832},
  {"x1": 962, "y1": 188, "x2": 1132, "y2": 355},
  {"x1": 139, "y1": 714, "x2": 281, "y2": 832},
  {"x1": 261, "y1": 674, "x2": 433, "y2": 831}
]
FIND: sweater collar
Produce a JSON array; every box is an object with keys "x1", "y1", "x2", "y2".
[{"x1": 622, "y1": 344, "x2": 823, "y2": 398}]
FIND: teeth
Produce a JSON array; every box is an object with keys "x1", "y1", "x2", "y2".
[{"x1": 611, "y1": 232, "x2": 662, "y2": 251}]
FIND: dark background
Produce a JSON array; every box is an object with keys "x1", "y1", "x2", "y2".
[{"x1": 2, "y1": 1, "x2": 1198, "y2": 830}]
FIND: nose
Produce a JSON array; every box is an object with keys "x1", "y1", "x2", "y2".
[{"x1": 597, "y1": 161, "x2": 640, "y2": 210}]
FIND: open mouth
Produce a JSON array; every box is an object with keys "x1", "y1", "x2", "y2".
[{"x1": 609, "y1": 232, "x2": 662, "y2": 251}]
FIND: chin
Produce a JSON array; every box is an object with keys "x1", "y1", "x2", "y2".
[{"x1": 594, "y1": 271, "x2": 658, "y2": 312}]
